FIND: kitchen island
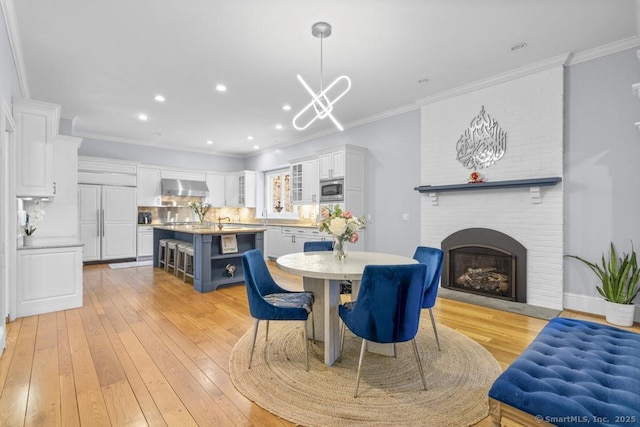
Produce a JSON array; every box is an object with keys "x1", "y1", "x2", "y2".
[{"x1": 152, "y1": 224, "x2": 265, "y2": 292}]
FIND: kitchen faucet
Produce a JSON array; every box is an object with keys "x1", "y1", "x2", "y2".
[{"x1": 217, "y1": 216, "x2": 231, "y2": 230}]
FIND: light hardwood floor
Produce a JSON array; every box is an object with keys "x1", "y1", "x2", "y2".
[{"x1": 0, "y1": 263, "x2": 637, "y2": 426}]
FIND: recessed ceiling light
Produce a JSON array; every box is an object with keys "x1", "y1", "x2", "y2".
[
  {"x1": 511, "y1": 42, "x2": 528, "y2": 51},
  {"x1": 417, "y1": 78, "x2": 429, "y2": 84},
  {"x1": 275, "y1": 124, "x2": 283, "y2": 130},
  {"x1": 247, "y1": 135, "x2": 254, "y2": 140},
  {"x1": 282, "y1": 104, "x2": 292, "y2": 111},
  {"x1": 206, "y1": 140, "x2": 213, "y2": 145},
  {"x1": 253, "y1": 145, "x2": 260, "y2": 150},
  {"x1": 154, "y1": 95, "x2": 165, "y2": 102},
  {"x1": 137, "y1": 114, "x2": 148, "y2": 121},
  {"x1": 216, "y1": 84, "x2": 227, "y2": 92}
]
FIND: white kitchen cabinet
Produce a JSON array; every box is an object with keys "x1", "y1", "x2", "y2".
[
  {"x1": 137, "y1": 225, "x2": 154, "y2": 259},
  {"x1": 319, "y1": 150, "x2": 345, "y2": 179},
  {"x1": 275, "y1": 226, "x2": 329, "y2": 258},
  {"x1": 265, "y1": 226, "x2": 282, "y2": 259},
  {"x1": 16, "y1": 245, "x2": 83, "y2": 317},
  {"x1": 137, "y1": 165, "x2": 161, "y2": 206},
  {"x1": 317, "y1": 145, "x2": 366, "y2": 217},
  {"x1": 13, "y1": 98, "x2": 61, "y2": 198},
  {"x1": 79, "y1": 184, "x2": 137, "y2": 262},
  {"x1": 206, "y1": 172, "x2": 226, "y2": 206},
  {"x1": 225, "y1": 171, "x2": 256, "y2": 207},
  {"x1": 291, "y1": 158, "x2": 319, "y2": 204}
]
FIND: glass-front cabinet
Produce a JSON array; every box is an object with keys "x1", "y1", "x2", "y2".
[{"x1": 290, "y1": 158, "x2": 319, "y2": 205}]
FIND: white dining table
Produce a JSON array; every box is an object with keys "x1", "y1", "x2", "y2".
[{"x1": 276, "y1": 251, "x2": 417, "y2": 366}]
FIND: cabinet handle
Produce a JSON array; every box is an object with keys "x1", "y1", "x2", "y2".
[
  {"x1": 312, "y1": 195, "x2": 316, "y2": 202},
  {"x1": 53, "y1": 182, "x2": 56, "y2": 195},
  {"x1": 97, "y1": 210, "x2": 100, "y2": 237},
  {"x1": 102, "y1": 209, "x2": 105, "y2": 237}
]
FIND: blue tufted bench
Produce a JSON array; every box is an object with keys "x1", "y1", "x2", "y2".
[{"x1": 488, "y1": 317, "x2": 640, "y2": 427}]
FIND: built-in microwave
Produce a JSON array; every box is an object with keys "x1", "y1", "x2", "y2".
[{"x1": 320, "y1": 178, "x2": 344, "y2": 202}]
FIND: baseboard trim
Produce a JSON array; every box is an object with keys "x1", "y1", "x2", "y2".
[{"x1": 563, "y1": 292, "x2": 640, "y2": 322}]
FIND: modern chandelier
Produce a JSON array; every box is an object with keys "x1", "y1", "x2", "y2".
[{"x1": 292, "y1": 22, "x2": 351, "y2": 132}]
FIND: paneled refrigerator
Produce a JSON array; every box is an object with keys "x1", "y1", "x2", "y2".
[{"x1": 79, "y1": 184, "x2": 137, "y2": 262}]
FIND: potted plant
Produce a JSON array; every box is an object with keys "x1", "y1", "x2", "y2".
[{"x1": 567, "y1": 242, "x2": 639, "y2": 327}]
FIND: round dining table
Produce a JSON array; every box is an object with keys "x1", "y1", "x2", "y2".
[{"x1": 276, "y1": 251, "x2": 417, "y2": 366}]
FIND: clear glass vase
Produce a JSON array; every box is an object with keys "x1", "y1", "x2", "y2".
[{"x1": 333, "y1": 238, "x2": 347, "y2": 261}]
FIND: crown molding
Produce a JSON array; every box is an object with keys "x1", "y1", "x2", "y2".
[
  {"x1": 416, "y1": 53, "x2": 570, "y2": 106},
  {"x1": 0, "y1": 0, "x2": 29, "y2": 98},
  {"x1": 72, "y1": 129, "x2": 245, "y2": 158},
  {"x1": 567, "y1": 35, "x2": 640, "y2": 65}
]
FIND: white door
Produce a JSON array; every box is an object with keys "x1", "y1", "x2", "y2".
[
  {"x1": 102, "y1": 186, "x2": 136, "y2": 260},
  {"x1": 78, "y1": 184, "x2": 101, "y2": 261}
]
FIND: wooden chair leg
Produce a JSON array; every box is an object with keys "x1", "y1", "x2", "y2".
[{"x1": 248, "y1": 319, "x2": 260, "y2": 369}]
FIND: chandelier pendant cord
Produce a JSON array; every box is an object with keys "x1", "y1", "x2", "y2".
[{"x1": 319, "y1": 34, "x2": 324, "y2": 93}]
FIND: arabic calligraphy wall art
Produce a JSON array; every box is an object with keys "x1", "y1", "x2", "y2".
[{"x1": 456, "y1": 106, "x2": 507, "y2": 170}]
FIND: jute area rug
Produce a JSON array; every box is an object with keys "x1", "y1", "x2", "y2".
[{"x1": 229, "y1": 315, "x2": 502, "y2": 427}]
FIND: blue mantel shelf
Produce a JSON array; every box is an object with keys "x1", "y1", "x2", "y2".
[{"x1": 414, "y1": 177, "x2": 562, "y2": 205}]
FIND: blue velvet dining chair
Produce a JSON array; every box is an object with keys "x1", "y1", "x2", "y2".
[
  {"x1": 339, "y1": 263, "x2": 428, "y2": 397},
  {"x1": 412, "y1": 246, "x2": 444, "y2": 351},
  {"x1": 242, "y1": 249, "x2": 315, "y2": 370},
  {"x1": 303, "y1": 241, "x2": 352, "y2": 294}
]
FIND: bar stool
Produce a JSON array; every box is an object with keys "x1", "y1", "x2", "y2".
[
  {"x1": 165, "y1": 240, "x2": 179, "y2": 273},
  {"x1": 175, "y1": 242, "x2": 192, "y2": 278},
  {"x1": 158, "y1": 238, "x2": 172, "y2": 269},
  {"x1": 182, "y1": 245, "x2": 195, "y2": 282}
]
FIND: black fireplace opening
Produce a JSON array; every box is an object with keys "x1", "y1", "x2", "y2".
[
  {"x1": 450, "y1": 247, "x2": 515, "y2": 300},
  {"x1": 442, "y1": 228, "x2": 527, "y2": 303}
]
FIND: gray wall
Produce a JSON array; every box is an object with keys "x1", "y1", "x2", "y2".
[
  {"x1": 564, "y1": 47, "x2": 640, "y2": 297},
  {"x1": 245, "y1": 110, "x2": 423, "y2": 257},
  {"x1": 76, "y1": 129, "x2": 245, "y2": 172}
]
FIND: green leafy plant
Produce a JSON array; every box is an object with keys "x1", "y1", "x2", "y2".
[{"x1": 567, "y1": 242, "x2": 640, "y2": 305}]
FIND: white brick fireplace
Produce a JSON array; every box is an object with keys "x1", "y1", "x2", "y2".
[{"x1": 418, "y1": 63, "x2": 564, "y2": 310}]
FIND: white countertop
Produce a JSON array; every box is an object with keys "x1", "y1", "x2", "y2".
[{"x1": 18, "y1": 236, "x2": 84, "y2": 250}]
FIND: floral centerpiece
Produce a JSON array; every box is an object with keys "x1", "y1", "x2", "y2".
[
  {"x1": 318, "y1": 204, "x2": 366, "y2": 261},
  {"x1": 22, "y1": 200, "x2": 46, "y2": 244},
  {"x1": 189, "y1": 201, "x2": 211, "y2": 224}
]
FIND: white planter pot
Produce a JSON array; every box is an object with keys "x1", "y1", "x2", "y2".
[
  {"x1": 23, "y1": 235, "x2": 35, "y2": 246},
  {"x1": 603, "y1": 300, "x2": 636, "y2": 327}
]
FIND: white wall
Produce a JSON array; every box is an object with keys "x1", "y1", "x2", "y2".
[
  {"x1": 564, "y1": 47, "x2": 640, "y2": 317},
  {"x1": 0, "y1": 7, "x2": 21, "y2": 103},
  {"x1": 420, "y1": 67, "x2": 564, "y2": 310}
]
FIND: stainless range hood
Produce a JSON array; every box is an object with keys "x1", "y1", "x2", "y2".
[{"x1": 161, "y1": 179, "x2": 209, "y2": 198}]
